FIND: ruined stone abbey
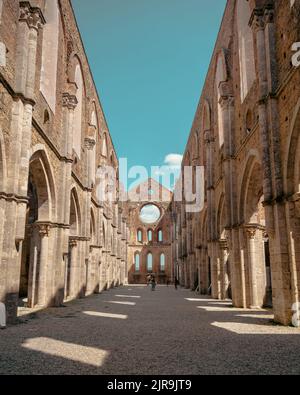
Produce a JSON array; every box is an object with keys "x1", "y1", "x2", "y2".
[{"x1": 1, "y1": 0, "x2": 300, "y2": 328}]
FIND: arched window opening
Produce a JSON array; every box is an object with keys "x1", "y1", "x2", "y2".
[
  {"x1": 102, "y1": 134, "x2": 108, "y2": 157},
  {"x1": 135, "y1": 253, "x2": 140, "y2": 272},
  {"x1": 158, "y1": 230, "x2": 163, "y2": 243},
  {"x1": 137, "y1": 229, "x2": 143, "y2": 243},
  {"x1": 44, "y1": 109, "x2": 50, "y2": 124},
  {"x1": 160, "y1": 254, "x2": 166, "y2": 272},
  {"x1": 237, "y1": 0, "x2": 256, "y2": 102},
  {"x1": 147, "y1": 253, "x2": 153, "y2": 272},
  {"x1": 40, "y1": 0, "x2": 59, "y2": 112},
  {"x1": 91, "y1": 110, "x2": 97, "y2": 128},
  {"x1": 246, "y1": 109, "x2": 253, "y2": 134},
  {"x1": 90, "y1": 107, "x2": 98, "y2": 185},
  {"x1": 215, "y1": 55, "x2": 226, "y2": 147},
  {"x1": 73, "y1": 63, "x2": 84, "y2": 158},
  {"x1": 148, "y1": 229, "x2": 153, "y2": 242},
  {"x1": 193, "y1": 133, "x2": 199, "y2": 159}
]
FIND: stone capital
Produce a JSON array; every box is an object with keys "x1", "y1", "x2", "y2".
[
  {"x1": 219, "y1": 239, "x2": 228, "y2": 250},
  {"x1": 84, "y1": 137, "x2": 96, "y2": 150},
  {"x1": 219, "y1": 95, "x2": 235, "y2": 110},
  {"x1": 249, "y1": 9, "x2": 265, "y2": 33},
  {"x1": 204, "y1": 130, "x2": 211, "y2": 145},
  {"x1": 36, "y1": 223, "x2": 51, "y2": 237},
  {"x1": 62, "y1": 93, "x2": 78, "y2": 110},
  {"x1": 69, "y1": 239, "x2": 78, "y2": 248},
  {"x1": 263, "y1": 6, "x2": 275, "y2": 25},
  {"x1": 19, "y1": 1, "x2": 45, "y2": 31},
  {"x1": 245, "y1": 226, "x2": 257, "y2": 239}
]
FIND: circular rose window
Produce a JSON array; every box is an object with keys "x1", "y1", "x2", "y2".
[{"x1": 139, "y1": 204, "x2": 161, "y2": 224}]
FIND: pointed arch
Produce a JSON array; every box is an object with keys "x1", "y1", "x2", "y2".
[
  {"x1": 215, "y1": 50, "x2": 228, "y2": 147},
  {"x1": 40, "y1": 0, "x2": 60, "y2": 112},
  {"x1": 90, "y1": 102, "x2": 99, "y2": 131},
  {"x1": 147, "y1": 229, "x2": 153, "y2": 242},
  {"x1": 160, "y1": 253, "x2": 166, "y2": 272},
  {"x1": 192, "y1": 132, "x2": 199, "y2": 160},
  {"x1": 135, "y1": 252, "x2": 140, "y2": 272},
  {"x1": 29, "y1": 146, "x2": 57, "y2": 222},
  {"x1": 217, "y1": 193, "x2": 226, "y2": 239},
  {"x1": 69, "y1": 56, "x2": 86, "y2": 159},
  {"x1": 202, "y1": 100, "x2": 211, "y2": 132},
  {"x1": 110, "y1": 150, "x2": 117, "y2": 168},
  {"x1": 90, "y1": 208, "x2": 96, "y2": 245},
  {"x1": 102, "y1": 133, "x2": 108, "y2": 157},
  {"x1": 239, "y1": 151, "x2": 263, "y2": 224},
  {"x1": 285, "y1": 99, "x2": 300, "y2": 195},
  {"x1": 137, "y1": 229, "x2": 143, "y2": 243},
  {"x1": 70, "y1": 187, "x2": 81, "y2": 236},
  {"x1": 147, "y1": 252, "x2": 153, "y2": 272},
  {"x1": 202, "y1": 100, "x2": 211, "y2": 167},
  {"x1": 237, "y1": 0, "x2": 256, "y2": 102},
  {"x1": 158, "y1": 229, "x2": 163, "y2": 243}
]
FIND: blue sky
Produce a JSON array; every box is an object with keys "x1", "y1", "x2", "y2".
[{"x1": 72, "y1": 0, "x2": 226, "y2": 190}]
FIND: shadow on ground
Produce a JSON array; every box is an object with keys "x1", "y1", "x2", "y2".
[{"x1": 0, "y1": 286, "x2": 300, "y2": 375}]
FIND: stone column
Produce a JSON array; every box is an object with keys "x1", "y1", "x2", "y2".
[
  {"x1": 27, "y1": 227, "x2": 38, "y2": 308},
  {"x1": 18, "y1": 4, "x2": 45, "y2": 196},
  {"x1": 250, "y1": 5, "x2": 292, "y2": 324},
  {"x1": 69, "y1": 239, "x2": 78, "y2": 299},
  {"x1": 37, "y1": 224, "x2": 50, "y2": 307},
  {"x1": 63, "y1": 253, "x2": 69, "y2": 300},
  {"x1": 204, "y1": 130, "x2": 213, "y2": 244},
  {"x1": 61, "y1": 92, "x2": 77, "y2": 222},
  {"x1": 219, "y1": 239, "x2": 229, "y2": 300},
  {"x1": 246, "y1": 227, "x2": 260, "y2": 309},
  {"x1": 85, "y1": 138, "x2": 96, "y2": 189},
  {"x1": 210, "y1": 241, "x2": 221, "y2": 299},
  {"x1": 250, "y1": 9, "x2": 272, "y2": 208}
]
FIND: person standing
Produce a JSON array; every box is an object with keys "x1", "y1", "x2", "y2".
[
  {"x1": 174, "y1": 277, "x2": 179, "y2": 290},
  {"x1": 151, "y1": 276, "x2": 156, "y2": 291}
]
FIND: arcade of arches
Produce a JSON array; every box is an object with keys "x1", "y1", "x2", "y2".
[
  {"x1": 0, "y1": 0, "x2": 300, "y2": 328},
  {"x1": 169, "y1": 0, "x2": 300, "y2": 327}
]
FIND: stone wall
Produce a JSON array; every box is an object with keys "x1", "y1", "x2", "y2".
[
  {"x1": 126, "y1": 179, "x2": 172, "y2": 285},
  {"x1": 0, "y1": 0, "x2": 129, "y2": 324},
  {"x1": 169, "y1": 0, "x2": 300, "y2": 326}
]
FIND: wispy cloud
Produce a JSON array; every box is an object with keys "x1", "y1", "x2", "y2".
[
  {"x1": 164, "y1": 154, "x2": 183, "y2": 168},
  {"x1": 153, "y1": 153, "x2": 183, "y2": 190}
]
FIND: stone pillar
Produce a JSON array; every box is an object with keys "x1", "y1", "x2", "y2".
[
  {"x1": 246, "y1": 227, "x2": 260, "y2": 309},
  {"x1": 61, "y1": 92, "x2": 77, "y2": 222},
  {"x1": 219, "y1": 239, "x2": 229, "y2": 300},
  {"x1": 84, "y1": 138, "x2": 96, "y2": 189},
  {"x1": 3, "y1": 4, "x2": 45, "y2": 323},
  {"x1": 63, "y1": 253, "x2": 69, "y2": 300},
  {"x1": 204, "y1": 130, "x2": 213, "y2": 244},
  {"x1": 18, "y1": 3, "x2": 45, "y2": 197},
  {"x1": 231, "y1": 227, "x2": 246, "y2": 307},
  {"x1": 69, "y1": 239, "x2": 78, "y2": 299},
  {"x1": 27, "y1": 227, "x2": 38, "y2": 308},
  {"x1": 250, "y1": 5, "x2": 293, "y2": 324},
  {"x1": 211, "y1": 241, "x2": 221, "y2": 299},
  {"x1": 37, "y1": 224, "x2": 50, "y2": 307}
]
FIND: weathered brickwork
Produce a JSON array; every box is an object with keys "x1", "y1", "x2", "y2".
[
  {"x1": 0, "y1": 0, "x2": 129, "y2": 324},
  {"x1": 126, "y1": 179, "x2": 172, "y2": 285},
  {"x1": 170, "y1": 0, "x2": 300, "y2": 326}
]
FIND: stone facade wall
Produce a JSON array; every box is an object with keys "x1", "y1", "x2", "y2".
[
  {"x1": 170, "y1": 0, "x2": 300, "y2": 326},
  {"x1": 126, "y1": 179, "x2": 172, "y2": 285},
  {"x1": 0, "y1": 0, "x2": 129, "y2": 324}
]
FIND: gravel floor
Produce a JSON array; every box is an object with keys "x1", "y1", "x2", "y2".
[{"x1": 0, "y1": 285, "x2": 300, "y2": 375}]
